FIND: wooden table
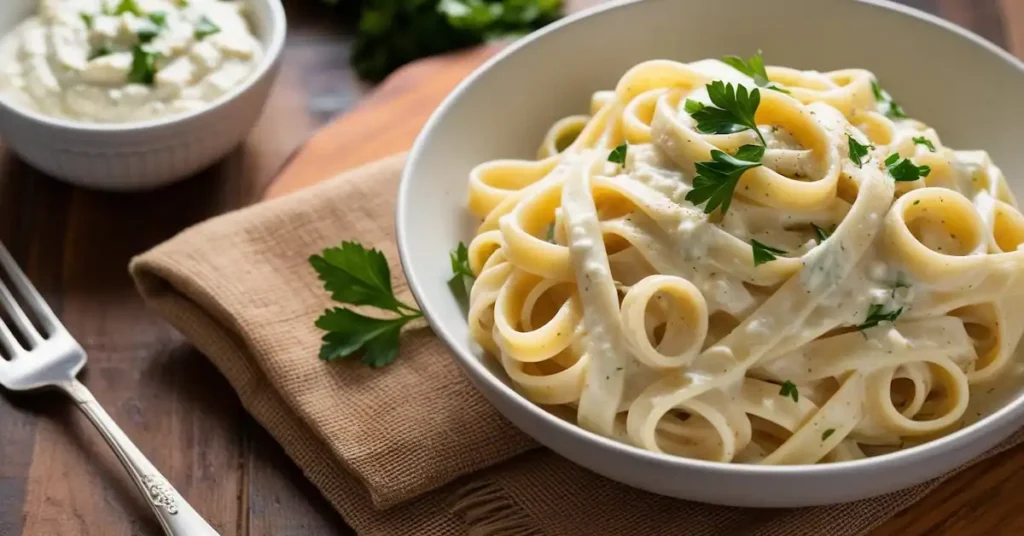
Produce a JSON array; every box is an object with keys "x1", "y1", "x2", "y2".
[{"x1": 0, "y1": 1, "x2": 1022, "y2": 535}]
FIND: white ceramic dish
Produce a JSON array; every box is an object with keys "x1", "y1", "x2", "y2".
[
  {"x1": 397, "y1": 0, "x2": 1024, "y2": 507},
  {"x1": 0, "y1": 0, "x2": 286, "y2": 191}
]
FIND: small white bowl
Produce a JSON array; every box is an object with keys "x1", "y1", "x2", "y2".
[
  {"x1": 398, "y1": 0, "x2": 1024, "y2": 507},
  {"x1": 0, "y1": 0, "x2": 286, "y2": 191}
]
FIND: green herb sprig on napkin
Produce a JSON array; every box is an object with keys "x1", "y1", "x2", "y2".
[
  {"x1": 311, "y1": 241, "x2": 474, "y2": 367},
  {"x1": 310, "y1": 242, "x2": 423, "y2": 367}
]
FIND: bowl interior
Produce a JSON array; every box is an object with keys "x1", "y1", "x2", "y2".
[{"x1": 401, "y1": 0, "x2": 1024, "y2": 409}]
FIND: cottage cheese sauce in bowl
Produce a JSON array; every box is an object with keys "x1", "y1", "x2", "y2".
[{"x1": 0, "y1": 0, "x2": 264, "y2": 123}]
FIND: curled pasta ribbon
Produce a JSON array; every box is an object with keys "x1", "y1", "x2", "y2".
[
  {"x1": 469, "y1": 157, "x2": 558, "y2": 220},
  {"x1": 476, "y1": 99, "x2": 624, "y2": 231},
  {"x1": 829, "y1": 111, "x2": 892, "y2": 200},
  {"x1": 591, "y1": 90, "x2": 614, "y2": 115},
  {"x1": 614, "y1": 60, "x2": 709, "y2": 103},
  {"x1": 986, "y1": 198, "x2": 1024, "y2": 253},
  {"x1": 468, "y1": 260, "x2": 511, "y2": 357},
  {"x1": 956, "y1": 150, "x2": 1019, "y2": 207},
  {"x1": 480, "y1": 248, "x2": 507, "y2": 272},
  {"x1": 620, "y1": 275, "x2": 709, "y2": 368},
  {"x1": 467, "y1": 230, "x2": 503, "y2": 275},
  {"x1": 914, "y1": 149, "x2": 961, "y2": 194},
  {"x1": 621, "y1": 88, "x2": 665, "y2": 144},
  {"x1": 852, "y1": 111, "x2": 896, "y2": 149},
  {"x1": 493, "y1": 269, "x2": 581, "y2": 363},
  {"x1": 498, "y1": 157, "x2": 654, "y2": 283},
  {"x1": 501, "y1": 347, "x2": 588, "y2": 406},
  {"x1": 634, "y1": 386, "x2": 753, "y2": 462},
  {"x1": 538, "y1": 115, "x2": 589, "y2": 159},
  {"x1": 883, "y1": 188, "x2": 1024, "y2": 290},
  {"x1": 863, "y1": 355, "x2": 969, "y2": 436},
  {"x1": 953, "y1": 302, "x2": 1024, "y2": 383},
  {"x1": 652, "y1": 89, "x2": 841, "y2": 212},
  {"x1": 766, "y1": 67, "x2": 876, "y2": 117},
  {"x1": 499, "y1": 175, "x2": 575, "y2": 280},
  {"x1": 891, "y1": 361, "x2": 933, "y2": 419}
]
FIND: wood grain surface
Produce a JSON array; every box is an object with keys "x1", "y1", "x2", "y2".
[{"x1": 0, "y1": 1, "x2": 1021, "y2": 535}]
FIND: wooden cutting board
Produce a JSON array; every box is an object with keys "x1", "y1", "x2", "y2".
[{"x1": 263, "y1": 45, "x2": 499, "y2": 199}]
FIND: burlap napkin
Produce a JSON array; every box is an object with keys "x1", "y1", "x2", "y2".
[{"x1": 130, "y1": 154, "x2": 1024, "y2": 536}]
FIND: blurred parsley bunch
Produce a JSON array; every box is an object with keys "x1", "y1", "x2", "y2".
[{"x1": 323, "y1": 0, "x2": 563, "y2": 81}]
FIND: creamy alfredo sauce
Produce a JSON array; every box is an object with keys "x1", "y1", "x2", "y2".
[
  {"x1": 464, "y1": 57, "x2": 1024, "y2": 464},
  {"x1": 0, "y1": 0, "x2": 263, "y2": 122}
]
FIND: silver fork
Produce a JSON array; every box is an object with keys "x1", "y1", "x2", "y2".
[{"x1": 0, "y1": 243, "x2": 218, "y2": 536}]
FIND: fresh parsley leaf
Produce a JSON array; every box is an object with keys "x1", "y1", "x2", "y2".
[
  {"x1": 811, "y1": 223, "x2": 833, "y2": 244},
  {"x1": 194, "y1": 16, "x2": 221, "y2": 40},
  {"x1": 449, "y1": 242, "x2": 473, "y2": 279},
  {"x1": 127, "y1": 45, "x2": 159, "y2": 85},
  {"x1": 856, "y1": 303, "x2": 903, "y2": 331},
  {"x1": 139, "y1": 12, "x2": 170, "y2": 43},
  {"x1": 822, "y1": 428, "x2": 836, "y2": 441},
  {"x1": 310, "y1": 242, "x2": 423, "y2": 368},
  {"x1": 315, "y1": 308, "x2": 408, "y2": 367},
  {"x1": 779, "y1": 380, "x2": 799, "y2": 403},
  {"x1": 721, "y1": 50, "x2": 789, "y2": 94},
  {"x1": 888, "y1": 101, "x2": 907, "y2": 119},
  {"x1": 545, "y1": 223, "x2": 556, "y2": 244},
  {"x1": 912, "y1": 136, "x2": 936, "y2": 152},
  {"x1": 89, "y1": 44, "x2": 113, "y2": 60},
  {"x1": 113, "y1": 0, "x2": 143, "y2": 16},
  {"x1": 885, "y1": 153, "x2": 931, "y2": 182},
  {"x1": 751, "y1": 239, "x2": 786, "y2": 266},
  {"x1": 870, "y1": 79, "x2": 884, "y2": 101},
  {"x1": 137, "y1": 23, "x2": 161, "y2": 44},
  {"x1": 871, "y1": 79, "x2": 908, "y2": 119},
  {"x1": 684, "y1": 145, "x2": 764, "y2": 216},
  {"x1": 847, "y1": 135, "x2": 873, "y2": 168},
  {"x1": 722, "y1": 51, "x2": 770, "y2": 87},
  {"x1": 732, "y1": 144, "x2": 765, "y2": 162},
  {"x1": 80, "y1": 12, "x2": 94, "y2": 28},
  {"x1": 608, "y1": 143, "x2": 627, "y2": 165},
  {"x1": 177, "y1": 0, "x2": 189, "y2": 7},
  {"x1": 311, "y1": 242, "x2": 414, "y2": 313},
  {"x1": 149, "y1": 11, "x2": 168, "y2": 27},
  {"x1": 688, "y1": 81, "x2": 766, "y2": 146},
  {"x1": 448, "y1": 242, "x2": 475, "y2": 308}
]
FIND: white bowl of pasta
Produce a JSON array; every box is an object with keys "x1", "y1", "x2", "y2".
[{"x1": 396, "y1": 0, "x2": 1024, "y2": 507}]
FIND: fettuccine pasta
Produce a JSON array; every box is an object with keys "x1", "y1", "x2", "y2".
[{"x1": 462, "y1": 57, "x2": 1024, "y2": 464}]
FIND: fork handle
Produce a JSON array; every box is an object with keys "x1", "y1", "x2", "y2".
[{"x1": 61, "y1": 380, "x2": 220, "y2": 536}]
